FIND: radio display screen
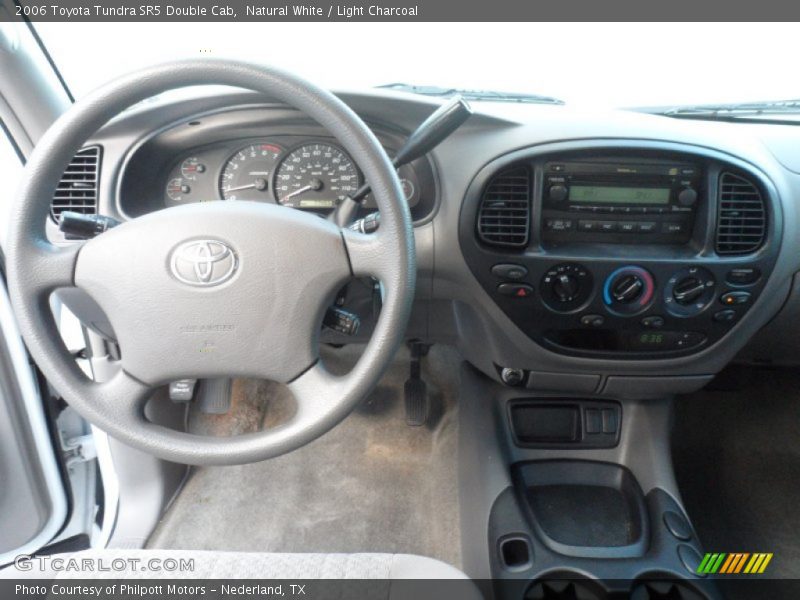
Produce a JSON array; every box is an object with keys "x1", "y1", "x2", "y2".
[{"x1": 570, "y1": 186, "x2": 671, "y2": 205}]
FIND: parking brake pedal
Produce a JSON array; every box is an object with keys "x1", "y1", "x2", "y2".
[
  {"x1": 196, "y1": 378, "x2": 232, "y2": 415},
  {"x1": 404, "y1": 342, "x2": 430, "y2": 426}
]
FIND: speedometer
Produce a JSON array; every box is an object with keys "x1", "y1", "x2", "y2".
[{"x1": 275, "y1": 143, "x2": 359, "y2": 209}]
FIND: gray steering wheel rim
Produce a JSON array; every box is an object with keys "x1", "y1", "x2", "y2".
[{"x1": 6, "y1": 59, "x2": 415, "y2": 466}]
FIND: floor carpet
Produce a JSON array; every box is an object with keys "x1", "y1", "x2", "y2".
[
  {"x1": 148, "y1": 344, "x2": 463, "y2": 569},
  {"x1": 672, "y1": 366, "x2": 800, "y2": 598}
]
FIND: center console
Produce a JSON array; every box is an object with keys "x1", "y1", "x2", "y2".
[
  {"x1": 460, "y1": 144, "x2": 779, "y2": 362},
  {"x1": 456, "y1": 142, "x2": 778, "y2": 599}
]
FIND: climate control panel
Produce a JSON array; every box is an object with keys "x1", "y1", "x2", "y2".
[{"x1": 470, "y1": 257, "x2": 770, "y2": 359}]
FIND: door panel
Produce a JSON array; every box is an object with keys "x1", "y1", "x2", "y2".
[{"x1": 0, "y1": 272, "x2": 67, "y2": 563}]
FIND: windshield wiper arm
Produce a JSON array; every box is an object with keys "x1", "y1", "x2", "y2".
[
  {"x1": 378, "y1": 83, "x2": 563, "y2": 105},
  {"x1": 640, "y1": 99, "x2": 800, "y2": 118}
]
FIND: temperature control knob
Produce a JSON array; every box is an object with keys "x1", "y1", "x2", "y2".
[
  {"x1": 664, "y1": 267, "x2": 716, "y2": 317},
  {"x1": 603, "y1": 266, "x2": 655, "y2": 316},
  {"x1": 611, "y1": 274, "x2": 645, "y2": 304},
  {"x1": 541, "y1": 263, "x2": 593, "y2": 312}
]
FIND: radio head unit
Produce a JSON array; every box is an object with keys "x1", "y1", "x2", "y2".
[{"x1": 542, "y1": 159, "x2": 702, "y2": 245}]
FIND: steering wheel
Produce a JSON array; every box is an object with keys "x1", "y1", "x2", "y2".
[{"x1": 6, "y1": 60, "x2": 415, "y2": 466}]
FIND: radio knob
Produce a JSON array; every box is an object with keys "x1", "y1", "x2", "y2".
[
  {"x1": 673, "y1": 277, "x2": 706, "y2": 305},
  {"x1": 549, "y1": 184, "x2": 568, "y2": 203},
  {"x1": 552, "y1": 273, "x2": 580, "y2": 302},
  {"x1": 678, "y1": 187, "x2": 698, "y2": 207}
]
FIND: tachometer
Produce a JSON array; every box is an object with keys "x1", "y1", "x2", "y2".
[
  {"x1": 275, "y1": 143, "x2": 359, "y2": 209},
  {"x1": 220, "y1": 143, "x2": 283, "y2": 201}
]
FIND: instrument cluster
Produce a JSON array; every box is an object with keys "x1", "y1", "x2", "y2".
[{"x1": 161, "y1": 137, "x2": 422, "y2": 213}]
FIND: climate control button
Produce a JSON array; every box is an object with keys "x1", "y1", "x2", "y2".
[{"x1": 603, "y1": 266, "x2": 655, "y2": 316}]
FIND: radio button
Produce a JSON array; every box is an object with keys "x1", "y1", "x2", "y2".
[
  {"x1": 637, "y1": 221, "x2": 658, "y2": 233},
  {"x1": 545, "y1": 218, "x2": 574, "y2": 232},
  {"x1": 548, "y1": 184, "x2": 569, "y2": 202},
  {"x1": 599, "y1": 221, "x2": 617, "y2": 232},
  {"x1": 619, "y1": 222, "x2": 637, "y2": 233},
  {"x1": 662, "y1": 222, "x2": 686, "y2": 234},
  {"x1": 678, "y1": 189, "x2": 697, "y2": 207}
]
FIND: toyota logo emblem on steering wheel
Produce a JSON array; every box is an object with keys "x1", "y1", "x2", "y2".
[{"x1": 169, "y1": 239, "x2": 238, "y2": 287}]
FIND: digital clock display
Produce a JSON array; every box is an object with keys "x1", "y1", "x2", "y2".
[
  {"x1": 570, "y1": 185, "x2": 671, "y2": 205},
  {"x1": 638, "y1": 333, "x2": 666, "y2": 345}
]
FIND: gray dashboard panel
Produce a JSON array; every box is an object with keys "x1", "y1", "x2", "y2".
[
  {"x1": 428, "y1": 111, "x2": 800, "y2": 390},
  {"x1": 66, "y1": 90, "x2": 800, "y2": 394}
]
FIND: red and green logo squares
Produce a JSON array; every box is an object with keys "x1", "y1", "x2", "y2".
[{"x1": 697, "y1": 553, "x2": 773, "y2": 575}]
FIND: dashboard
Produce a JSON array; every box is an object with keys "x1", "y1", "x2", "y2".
[
  {"x1": 114, "y1": 106, "x2": 437, "y2": 223},
  {"x1": 52, "y1": 89, "x2": 800, "y2": 398}
]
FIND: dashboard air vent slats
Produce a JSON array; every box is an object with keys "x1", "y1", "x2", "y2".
[
  {"x1": 51, "y1": 146, "x2": 101, "y2": 223},
  {"x1": 477, "y1": 167, "x2": 531, "y2": 247},
  {"x1": 715, "y1": 172, "x2": 766, "y2": 255}
]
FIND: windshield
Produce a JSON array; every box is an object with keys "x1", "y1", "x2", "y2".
[{"x1": 35, "y1": 23, "x2": 799, "y2": 109}]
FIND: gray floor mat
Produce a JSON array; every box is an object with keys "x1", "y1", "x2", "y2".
[
  {"x1": 148, "y1": 345, "x2": 463, "y2": 568},
  {"x1": 673, "y1": 367, "x2": 800, "y2": 597}
]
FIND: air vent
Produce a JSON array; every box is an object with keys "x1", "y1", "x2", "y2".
[
  {"x1": 51, "y1": 146, "x2": 101, "y2": 223},
  {"x1": 477, "y1": 166, "x2": 531, "y2": 247},
  {"x1": 715, "y1": 172, "x2": 766, "y2": 255}
]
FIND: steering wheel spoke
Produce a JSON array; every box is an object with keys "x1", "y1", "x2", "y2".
[
  {"x1": 98, "y1": 370, "x2": 153, "y2": 422},
  {"x1": 23, "y1": 241, "x2": 81, "y2": 297},
  {"x1": 341, "y1": 228, "x2": 394, "y2": 281}
]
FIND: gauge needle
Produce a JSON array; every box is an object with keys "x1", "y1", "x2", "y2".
[
  {"x1": 224, "y1": 178, "x2": 268, "y2": 194},
  {"x1": 281, "y1": 178, "x2": 323, "y2": 203}
]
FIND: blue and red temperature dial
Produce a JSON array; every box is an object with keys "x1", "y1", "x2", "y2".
[{"x1": 603, "y1": 266, "x2": 655, "y2": 316}]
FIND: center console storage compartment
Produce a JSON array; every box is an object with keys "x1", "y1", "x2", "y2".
[
  {"x1": 509, "y1": 399, "x2": 621, "y2": 448},
  {"x1": 514, "y1": 460, "x2": 649, "y2": 558}
]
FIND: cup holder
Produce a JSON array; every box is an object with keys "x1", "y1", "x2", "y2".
[
  {"x1": 631, "y1": 573, "x2": 712, "y2": 600},
  {"x1": 523, "y1": 572, "x2": 712, "y2": 600},
  {"x1": 513, "y1": 460, "x2": 649, "y2": 559},
  {"x1": 525, "y1": 571, "x2": 607, "y2": 600}
]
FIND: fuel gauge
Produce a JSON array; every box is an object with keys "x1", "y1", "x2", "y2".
[{"x1": 166, "y1": 177, "x2": 191, "y2": 202}]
